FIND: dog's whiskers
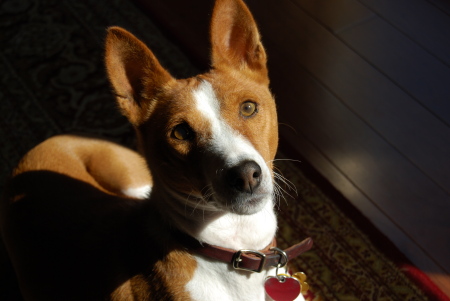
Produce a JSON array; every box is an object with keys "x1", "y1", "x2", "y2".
[
  {"x1": 271, "y1": 169, "x2": 298, "y2": 208},
  {"x1": 177, "y1": 185, "x2": 220, "y2": 221},
  {"x1": 273, "y1": 181, "x2": 286, "y2": 209},
  {"x1": 184, "y1": 191, "x2": 194, "y2": 217},
  {"x1": 201, "y1": 185, "x2": 215, "y2": 202},
  {"x1": 267, "y1": 158, "x2": 301, "y2": 163},
  {"x1": 273, "y1": 170, "x2": 297, "y2": 195}
]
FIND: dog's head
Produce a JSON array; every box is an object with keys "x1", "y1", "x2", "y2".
[{"x1": 105, "y1": 0, "x2": 277, "y2": 216}]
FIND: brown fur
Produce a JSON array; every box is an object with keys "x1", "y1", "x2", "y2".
[
  {"x1": 1, "y1": 0, "x2": 277, "y2": 299},
  {"x1": 12, "y1": 135, "x2": 151, "y2": 195}
]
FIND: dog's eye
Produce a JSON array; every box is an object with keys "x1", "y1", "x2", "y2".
[
  {"x1": 172, "y1": 123, "x2": 194, "y2": 140},
  {"x1": 240, "y1": 101, "x2": 257, "y2": 117}
]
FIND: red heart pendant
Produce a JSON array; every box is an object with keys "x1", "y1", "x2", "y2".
[{"x1": 264, "y1": 275, "x2": 301, "y2": 301}]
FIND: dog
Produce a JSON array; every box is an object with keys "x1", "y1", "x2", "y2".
[{"x1": 0, "y1": 0, "x2": 312, "y2": 300}]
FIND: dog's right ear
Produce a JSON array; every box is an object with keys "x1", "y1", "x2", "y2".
[
  {"x1": 210, "y1": 0, "x2": 268, "y2": 81},
  {"x1": 105, "y1": 27, "x2": 174, "y2": 126}
]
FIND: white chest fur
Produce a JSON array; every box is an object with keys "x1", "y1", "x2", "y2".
[
  {"x1": 195, "y1": 199, "x2": 278, "y2": 251},
  {"x1": 184, "y1": 200, "x2": 305, "y2": 301},
  {"x1": 186, "y1": 256, "x2": 306, "y2": 301}
]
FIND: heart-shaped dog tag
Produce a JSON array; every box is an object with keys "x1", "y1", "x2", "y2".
[{"x1": 264, "y1": 275, "x2": 301, "y2": 301}]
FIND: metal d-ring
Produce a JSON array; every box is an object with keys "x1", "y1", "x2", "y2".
[{"x1": 270, "y1": 247, "x2": 289, "y2": 270}]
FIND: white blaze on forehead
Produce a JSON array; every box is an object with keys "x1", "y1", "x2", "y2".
[
  {"x1": 193, "y1": 80, "x2": 253, "y2": 163},
  {"x1": 192, "y1": 80, "x2": 271, "y2": 178},
  {"x1": 193, "y1": 80, "x2": 222, "y2": 134}
]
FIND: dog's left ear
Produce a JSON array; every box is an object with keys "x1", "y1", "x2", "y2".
[
  {"x1": 210, "y1": 0, "x2": 268, "y2": 79},
  {"x1": 105, "y1": 27, "x2": 174, "y2": 126}
]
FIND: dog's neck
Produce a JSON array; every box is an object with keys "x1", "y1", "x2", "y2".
[
  {"x1": 150, "y1": 187, "x2": 277, "y2": 251},
  {"x1": 193, "y1": 200, "x2": 277, "y2": 251}
]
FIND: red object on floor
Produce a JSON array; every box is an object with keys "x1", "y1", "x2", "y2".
[{"x1": 400, "y1": 264, "x2": 450, "y2": 301}]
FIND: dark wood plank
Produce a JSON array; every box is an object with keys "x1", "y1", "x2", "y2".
[
  {"x1": 291, "y1": 0, "x2": 375, "y2": 33},
  {"x1": 344, "y1": 17, "x2": 450, "y2": 124},
  {"x1": 356, "y1": 0, "x2": 450, "y2": 66},
  {"x1": 338, "y1": 16, "x2": 450, "y2": 124},
  {"x1": 428, "y1": 0, "x2": 450, "y2": 15},
  {"x1": 268, "y1": 46, "x2": 450, "y2": 273},
  {"x1": 294, "y1": 0, "x2": 450, "y2": 126}
]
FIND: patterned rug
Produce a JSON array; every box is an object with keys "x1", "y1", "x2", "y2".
[{"x1": 0, "y1": 0, "x2": 438, "y2": 300}]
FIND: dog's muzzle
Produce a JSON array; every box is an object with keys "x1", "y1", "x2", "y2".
[{"x1": 209, "y1": 159, "x2": 271, "y2": 214}]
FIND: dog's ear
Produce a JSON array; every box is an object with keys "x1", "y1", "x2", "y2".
[
  {"x1": 210, "y1": 0, "x2": 268, "y2": 79},
  {"x1": 105, "y1": 27, "x2": 174, "y2": 126}
]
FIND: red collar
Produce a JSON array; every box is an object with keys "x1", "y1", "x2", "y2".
[{"x1": 183, "y1": 236, "x2": 313, "y2": 273}]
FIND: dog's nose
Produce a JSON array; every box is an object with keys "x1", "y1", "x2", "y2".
[{"x1": 226, "y1": 160, "x2": 262, "y2": 194}]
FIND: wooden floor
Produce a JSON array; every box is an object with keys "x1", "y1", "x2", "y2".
[{"x1": 133, "y1": 0, "x2": 450, "y2": 296}]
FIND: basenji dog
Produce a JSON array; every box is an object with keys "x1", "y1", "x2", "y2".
[{"x1": 1, "y1": 0, "x2": 312, "y2": 300}]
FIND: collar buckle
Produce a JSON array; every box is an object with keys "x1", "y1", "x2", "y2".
[{"x1": 232, "y1": 249, "x2": 266, "y2": 273}]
